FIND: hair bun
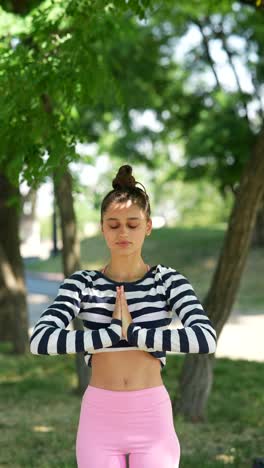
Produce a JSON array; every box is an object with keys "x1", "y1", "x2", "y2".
[
  {"x1": 101, "y1": 164, "x2": 151, "y2": 223},
  {"x1": 112, "y1": 164, "x2": 136, "y2": 191}
]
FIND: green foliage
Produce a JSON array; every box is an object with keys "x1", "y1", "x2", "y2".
[
  {"x1": 0, "y1": 0, "x2": 263, "y2": 199},
  {"x1": 0, "y1": 0, "x2": 154, "y2": 186},
  {"x1": 181, "y1": 90, "x2": 256, "y2": 192}
]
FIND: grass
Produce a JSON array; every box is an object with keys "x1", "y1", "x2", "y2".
[{"x1": 0, "y1": 343, "x2": 263, "y2": 467}]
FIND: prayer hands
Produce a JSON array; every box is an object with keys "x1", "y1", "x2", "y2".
[{"x1": 117, "y1": 285, "x2": 133, "y2": 340}]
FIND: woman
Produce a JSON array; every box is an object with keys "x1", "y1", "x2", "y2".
[{"x1": 29, "y1": 164, "x2": 217, "y2": 467}]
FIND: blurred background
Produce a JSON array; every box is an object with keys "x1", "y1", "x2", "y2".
[{"x1": 0, "y1": 0, "x2": 264, "y2": 467}]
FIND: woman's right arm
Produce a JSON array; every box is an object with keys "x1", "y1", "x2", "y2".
[{"x1": 29, "y1": 270, "x2": 122, "y2": 356}]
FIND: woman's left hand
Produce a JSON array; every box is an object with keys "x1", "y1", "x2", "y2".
[{"x1": 118, "y1": 285, "x2": 133, "y2": 340}]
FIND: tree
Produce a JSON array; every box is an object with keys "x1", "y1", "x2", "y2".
[
  {"x1": 1, "y1": 0, "x2": 263, "y2": 424},
  {"x1": 0, "y1": 0, "x2": 170, "y2": 396},
  {"x1": 0, "y1": 171, "x2": 28, "y2": 351},
  {"x1": 172, "y1": 124, "x2": 264, "y2": 420},
  {"x1": 53, "y1": 168, "x2": 91, "y2": 394}
]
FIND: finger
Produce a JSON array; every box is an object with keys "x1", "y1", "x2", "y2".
[
  {"x1": 118, "y1": 290, "x2": 124, "y2": 305},
  {"x1": 122, "y1": 290, "x2": 127, "y2": 304},
  {"x1": 120, "y1": 290, "x2": 127, "y2": 311},
  {"x1": 119, "y1": 286, "x2": 125, "y2": 300},
  {"x1": 118, "y1": 289, "x2": 122, "y2": 310}
]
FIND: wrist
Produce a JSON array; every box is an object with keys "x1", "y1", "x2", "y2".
[
  {"x1": 127, "y1": 322, "x2": 138, "y2": 343},
  {"x1": 110, "y1": 318, "x2": 122, "y2": 340}
]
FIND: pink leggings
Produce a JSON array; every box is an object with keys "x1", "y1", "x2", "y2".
[{"x1": 76, "y1": 384, "x2": 181, "y2": 468}]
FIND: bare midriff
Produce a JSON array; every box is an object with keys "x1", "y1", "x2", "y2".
[
  {"x1": 89, "y1": 264, "x2": 164, "y2": 391},
  {"x1": 89, "y1": 350, "x2": 163, "y2": 391}
]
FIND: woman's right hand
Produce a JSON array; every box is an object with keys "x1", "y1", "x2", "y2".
[{"x1": 112, "y1": 286, "x2": 122, "y2": 321}]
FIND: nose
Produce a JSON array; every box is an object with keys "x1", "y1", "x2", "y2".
[
  {"x1": 117, "y1": 227, "x2": 130, "y2": 240},
  {"x1": 119, "y1": 225, "x2": 129, "y2": 234}
]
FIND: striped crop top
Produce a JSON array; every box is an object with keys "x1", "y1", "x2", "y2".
[{"x1": 29, "y1": 263, "x2": 217, "y2": 370}]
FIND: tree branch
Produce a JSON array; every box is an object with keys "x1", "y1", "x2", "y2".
[
  {"x1": 191, "y1": 18, "x2": 222, "y2": 90},
  {"x1": 237, "y1": 0, "x2": 264, "y2": 11},
  {"x1": 209, "y1": 19, "x2": 250, "y2": 125}
]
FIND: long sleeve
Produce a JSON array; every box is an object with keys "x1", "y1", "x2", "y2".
[
  {"x1": 29, "y1": 270, "x2": 122, "y2": 355},
  {"x1": 127, "y1": 269, "x2": 217, "y2": 354}
]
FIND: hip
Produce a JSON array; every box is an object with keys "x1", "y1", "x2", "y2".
[
  {"x1": 81, "y1": 383, "x2": 172, "y2": 414},
  {"x1": 77, "y1": 384, "x2": 180, "y2": 459}
]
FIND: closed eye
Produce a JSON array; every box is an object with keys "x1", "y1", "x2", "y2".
[{"x1": 110, "y1": 226, "x2": 138, "y2": 229}]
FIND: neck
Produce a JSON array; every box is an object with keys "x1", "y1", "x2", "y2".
[{"x1": 102, "y1": 259, "x2": 149, "y2": 282}]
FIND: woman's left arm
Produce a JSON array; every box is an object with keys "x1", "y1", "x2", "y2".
[{"x1": 126, "y1": 270, "x2": 217, "y2": 354}]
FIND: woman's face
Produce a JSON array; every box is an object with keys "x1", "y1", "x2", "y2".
[{"x1": 101, "y1": 200, "x2": 152, "y2": 256}]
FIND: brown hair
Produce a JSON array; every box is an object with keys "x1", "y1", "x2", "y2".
[{"x1": 100, "y1": 164, "x2": 151, "y2": 224}]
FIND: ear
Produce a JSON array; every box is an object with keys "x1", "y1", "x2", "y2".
[{"x1": 146, "y1": 218, "x2": 152, "y2": 236}]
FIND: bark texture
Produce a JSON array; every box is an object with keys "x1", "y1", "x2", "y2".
[
  {"x1": 0, "y1": 172, "x2": 28, "y2": 352},
  {"x1": 174, "y1": 125, "x2": 264, "y2": 422},
  {"x1": 53, "y1": 168, "x2": 91, "y2": 394},
  {"x1": 251, "y1": 192, "x2": 264, "y2": 246}
]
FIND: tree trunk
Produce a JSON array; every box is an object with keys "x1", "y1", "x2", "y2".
[
  {"x1": 251, "y1": 192, "x2": 264, "y2": 246},
  {"x1": 173, "y1": 125, "x2": 264, "y2": 422},
  {"x1": 53, "y1": 168, "x2": 91, "y2": 395},
  {"x1": 0, "y1": 172, "x2": 29, "y2": 353}
]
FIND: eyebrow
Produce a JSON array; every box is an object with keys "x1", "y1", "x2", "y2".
[{"x1": 106, "y1": 217, "x2": 140, "y2": 221}]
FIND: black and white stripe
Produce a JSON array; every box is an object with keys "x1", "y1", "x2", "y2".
[
  {"x1": 29, "y1": 270, "x2": 122, "y2": 355},
  {"x1": 29, "y1": 265, "x2": 217, "y2": 369},
  {"x1": 127, "y1": 268, "x2": 217, "y2": 353}
]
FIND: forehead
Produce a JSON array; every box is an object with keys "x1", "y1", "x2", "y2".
[{"x1": 104, "y1": 201, "x2": 144, "y2": 220}]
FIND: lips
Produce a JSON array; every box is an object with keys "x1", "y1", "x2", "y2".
[{"x1": 117, "y1": 242, "x2": 131, "y2": 245}]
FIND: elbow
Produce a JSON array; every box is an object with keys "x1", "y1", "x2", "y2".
[
  {"x1": 210, "y1": 330, "x2": 218, "y2": 353},
  {"x1": 200, "y1": 344, "x2": 216, "y2": 354},
  {"x1": 202, "y1": 325, "x2": 217, "y2": 354},
  {"x1": 29, "y1": 334, "x2": 40, "y2": 355},
  {"x1": 29, "y1": 337, "x2": 37, "y2": 355},
  {"x1": 208, "y1": 343, "x2": 217, "y2": 354},
  {"x1": 207, "y1": 337, "x2": 217, "y2": 354},
  {"x1": 199, "y1": 337, "x2": 217, "y2": 354}
]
